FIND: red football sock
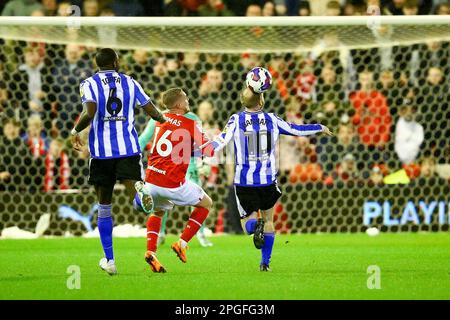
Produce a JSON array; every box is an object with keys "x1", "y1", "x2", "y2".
[
  {"x1": 146, "y1": 215, "x2": 162, "y2": 253},
  {"x1": 180, "y1": 207, "x2": 209, "y2": 243}
]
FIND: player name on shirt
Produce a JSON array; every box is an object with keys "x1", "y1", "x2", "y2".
[
  {"x1": 245, "y1": 117, "x2": 266, "y2": 127},
  {"x1": 165, "y1": 117, "x2": 182, "y2": 127},
  {"x1": 101, "y1": 75, "x2": 121, "y2": 85}
]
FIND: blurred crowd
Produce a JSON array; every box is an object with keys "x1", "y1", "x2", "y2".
[
  {"x1": 1, "y1": 0, "x2": 449, "y2": 17},
  {"x1": 0, "y1": 0, "x2": 449, "y2": 195}
]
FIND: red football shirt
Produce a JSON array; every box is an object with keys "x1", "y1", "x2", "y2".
[{"x1": 145, "y1": 113, "x2": 213, "y2": 188}]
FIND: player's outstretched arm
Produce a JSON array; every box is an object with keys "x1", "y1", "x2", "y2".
[
  {"x1": 196, "y1": 114, "x2": 237, "y2": 155},
  {"x1": 275, "y1": 114, "x2": 333, "y2": 137},
  {"x1": 71, "y1": 101, "x2": 97, "y2": 151},
  {"x1": 142, "y1": 101, "x2": 166, "y2": 124}
]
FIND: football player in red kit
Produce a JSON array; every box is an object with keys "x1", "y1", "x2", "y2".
[{"x1": 134, "y1": 87, "x2": 215, "y2": 273}]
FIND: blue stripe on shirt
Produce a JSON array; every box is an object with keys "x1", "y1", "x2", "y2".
[
  {"x1": 87, "y1": 82, "x2": 97, "y2": 155},
  {"x1": 92, "y1": 74, "x2": 106, "y2": 158},
  {"x1": 292, "y1": 123, "x2": 322, "y2": 131},
  {"x1": 238, "y1": 112, "x2": 249, "y2": 185},
  {"x1": 264, "y1": 113, "x2": 274, "y2": 184},
  {"x1": 251, "y1": 113, "x2": 262, "y2": 185},
  {"x1": 105, "y1": 72, "x2": 119, "y2": 157},
  {"x1": 119, "y1": 74, "x2": 133, "y2": 155}
]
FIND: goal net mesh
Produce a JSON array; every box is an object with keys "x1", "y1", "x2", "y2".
[{"x1": 0, "y1": 17, "x2": 449, "y2": 237}]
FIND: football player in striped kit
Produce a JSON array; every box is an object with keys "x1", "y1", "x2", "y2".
[
  {"x1": 71, "y1": 48, "x2": 166, "y2": 275},
  {"x1": 211, "y1": 88, "x2": 332, "y2": 271}
]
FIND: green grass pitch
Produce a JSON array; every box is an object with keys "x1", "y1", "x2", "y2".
[{"x1": 0, "y1": 233, "x2": 449, "y2": 300}]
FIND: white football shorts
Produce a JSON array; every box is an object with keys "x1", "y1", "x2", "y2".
[{"x1": 143, "y1": 180, "x2": 206, "y2": 211}]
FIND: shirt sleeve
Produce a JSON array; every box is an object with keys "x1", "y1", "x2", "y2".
[
  {"x1": 133, "y1": 79, "x2": 152, "y2": 107},
  {"x1": 138, "y1": 119, "x2": 156, "y2": 151},
  {"x1": 274, "y1": 114, "x2": 323, "y2": 136},
  {"x1": 80, "y1": 80, "x2": 96, "y2": 104},
  {"x1": 192, "y1": 120, "x2": 215, "y2": 157},
  {"x1": 213, "y1": 114, "x2": 237, "y2": 152}
]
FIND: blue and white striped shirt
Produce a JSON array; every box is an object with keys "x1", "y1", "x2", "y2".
[
  {"x1": 80, "y1": 70, "x2": 151, "y2": 159},
  {"x1": 215, "y1": 111, "x2": 323, "y2": 187}
]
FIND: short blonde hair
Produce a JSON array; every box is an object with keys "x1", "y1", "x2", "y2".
[
  {"x1": 240, "y1": 87, "x2": 262, "y2": 109},
  {"x1": 162, "y1": 87, "x2": 184, "y2": 109}
]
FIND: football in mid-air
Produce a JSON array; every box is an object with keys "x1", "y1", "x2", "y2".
[{"x1": 246, "y1": 67, "x2": 272, "y2": 93}]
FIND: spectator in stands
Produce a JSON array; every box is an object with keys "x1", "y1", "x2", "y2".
[
  {"x1": 57, "y1": 1, "x2": 72, "y2": 16},
  {"x1": 166, "y1": 53, "x2": 181, "y2": 76},
  {"x1": 415, "y1": 66, "x2": 449, "y2": 163},
  {"x1": 419, "y1": 157, "x2": 435, "y2": 178},
  {"x1": 325, "y1": 0, "x2": 341, "y2": 15},
  {"x1": 83, "y1": 0, "x2": 99, "y2": 16},
  {"x1": 384, "y1": 0, "x2": 407, "y2": 15},
  {"x1": 394, "y1": 103, "x2": 424, "y2": 165},
  {"x1": 376, "y1": 69, "x2": 414, "y2": 114},
  {"x1": 198, "y1": 0, "x2": 234, "y2": 16},
  {"x1": 124, "y1": 49, "x2": 153, "y2": 83},
  {"x1": 417, "y1": 41, "x2": 449, "y2": 81},
  {"x1": 435, "y1": 2, "x2": 449, "y2": 14},
  {"x1": 204, "y1": 53, "x2": 223, "y2": 69},
  {"x1": 402, "y1": 0, "x2": 419, "y2": 14},
  {"x1": 343, "y1": 0, "x2": 367, "y2": 15},
  {"x1": 198, "y1": 100, "x2": 217, "y2": 129},
  {"x1": 44, "y1": 138, "x2": 70, "y2": 192},
  {"x1": 368, "y1": 165, "x2": 385, "y2": 187},
  {"x1": 329, "y1": 153, "x2": 361, "y2": 185},
  {"x1": 153, "y1": 55, "x2": 169, "y2": 77},
  {"x1": 294, "y1": 57, "x2": 317, "y2": 107},
  {"x1": 310, "y1": 64, "x2": 347, "y2": 131},
  {"x1": 262, "y1": 1, "x2": 276, "y2": 16},
  {"x1": 414, "y1": 156, "x2": 448, "y2": 185},
  {"x1": 239, "y1": 52, "x2": 261, "y2": 71},
  {"x1": 246, "y1": 4, "x2": 262, "y2": 16},
  {"x1": 1, "y1": 0, "x2": 44, "y2": 16},
  {"x1": 287, "y1": 136, "x2": 323, "y2": 184},
  {"x1": 199, "y1": 68, "x2": 223, "y2": 97},
  {"x1": 268, "y1": 54, "x2": 291, "y2": 101},
  {"x1": 350, "y1": 70, "x2": 391, "y2": 148},
  {"x1": 181, "y1": 52, "x2": 200, "y2": 71},
  {"x1": 5, "y1": 47, "x2": 50, "y2": 118},
  {"x1": 317, "y1": 122, "x2": 363, "y2": 173},
  {"x1": 51, "y1": 44, "x2": 91, "y2": 137},
  {"x1": 298, "y1": 0, "x2": 311, "y2": 16},
  {"x1": 21, "y1": 114, "x2": 49, "y2": 159},
  {"x1": 42, "y1": 0, "x2": 57, "y2": 16},
  {"x1": 0, "y1": 118, "x2": 30, "y2": 191},
  {"x1": 385, "y1": 0, "x2": 433, "y2": 15}
]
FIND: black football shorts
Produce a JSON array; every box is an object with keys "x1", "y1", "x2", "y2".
[
  {"x1": 88, "y1": 154, "x2": 144, "y2": 186},
  {"x1": 234, "y1": 182, "x2": 282, "y2": 219}
]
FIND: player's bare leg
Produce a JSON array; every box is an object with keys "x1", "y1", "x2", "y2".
[
  {"x1": 240, "y1": 212, "x2": 265, "y2": 249},
  {"x1": 121, "y1": 179, "x2": 154, "y2": 214},
  {"x1": 171, "y1": 194, "x2": 212, "y2": 263},
  {"x1": 145, "y1": 209, "x2": 166, "y2": 273},
  {"x1": 95, "y1": 184, "x2": 117, "y2": 275},
  {"x1": 259, "y1": 207, "x2": 275, "y2": 272}
]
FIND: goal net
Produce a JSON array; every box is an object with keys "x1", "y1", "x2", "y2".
[{"x1": 0, "y1": 16, "x2": 449, "y2": 237}]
